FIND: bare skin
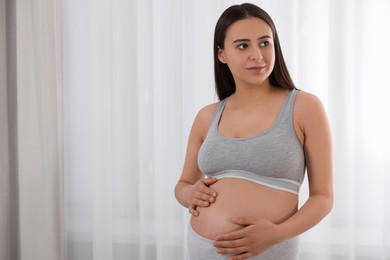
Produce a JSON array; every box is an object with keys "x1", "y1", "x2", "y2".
[{"x1": 174, "y1": 17, "x2": 333, "y2": 260}]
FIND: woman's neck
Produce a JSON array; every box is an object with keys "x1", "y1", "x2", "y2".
[{"x1": 230, "y1": 81, "x2": 275, "y2": 105}]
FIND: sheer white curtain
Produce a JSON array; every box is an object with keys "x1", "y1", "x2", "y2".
[
  {"x1": 63, "y1": 0, "x2": 390, "y2": 259},
  {"x1": 1, "y1": 0, "x2": 64, "y2": 260},
  {"x1": 278, "y1": 1, "x2": 390, "y2": 259},
  {"x1": 0, "y1": 0, "x2": 9, "y2": 258}
]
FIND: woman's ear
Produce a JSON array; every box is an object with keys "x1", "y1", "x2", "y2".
[{"x1": 217, "y1": 47, "x2": 226, "y2": 64}]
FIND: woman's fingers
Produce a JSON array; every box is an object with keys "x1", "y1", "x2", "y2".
[
  {"x1": 197, "y1": 190, "x2": 216, "y2": 202},
  {"x1": 189, "y1": 198, "x2": 210, "y2": 216},
  {"x1": 201, "y1": 177, "x2": 218, "y2": 186},
  {"x1": 189, "y1": 177, "x2": 219, "y2": 216},
  {"x1": 189, "y1": 205, "x2": 199, "y2": 216},
  {"x1": 199, "y1": 178, "x2": 218, "y2": 197}
]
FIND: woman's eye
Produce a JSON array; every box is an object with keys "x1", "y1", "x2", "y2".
[
  {"x1": 237, "y1": 43, "x2": 248, "y2": 49},
  {"x1": 260, "y1": 41, "x2": 270, "y2": 47}
]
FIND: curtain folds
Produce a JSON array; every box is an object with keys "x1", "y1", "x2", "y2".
[
  {"x1": 1, "y1": 0, "x2": 64, "y2": 260},
  {"x1": 63, "y1": 1, "x2": 188, "y2": 259},
  {"x1": 0, "y1": 0, "x2": 10, "y2": 259}
]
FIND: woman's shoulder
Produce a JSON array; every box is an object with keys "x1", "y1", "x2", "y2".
[
  {"x1": 294, "y1": 90, "x2": 329, "y2": 130},
  {"x1": 197, "y1": 101, "x2": 220, "y2": 119},
  {"x1": 294, "y1": 90, "x2": 325, "y2": 112},
  {"x1": 192, "y1": 101, "x2": 221, "y2": 140},
  {"x1": 295, "y1": 89, "x2": 321, "y2": 100}
]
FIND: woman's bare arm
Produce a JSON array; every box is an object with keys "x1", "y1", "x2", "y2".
[{"x1": 174, "y1": 103, "x2": 219, "y2": 215}]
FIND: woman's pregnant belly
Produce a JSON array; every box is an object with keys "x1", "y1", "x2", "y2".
[{"x1": 190, "y1": 178, "x2": 298, "y2": 240}]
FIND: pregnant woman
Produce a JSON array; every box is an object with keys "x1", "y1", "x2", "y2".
[{"x1": 174, "y1": 3, "x2": 333, "y2": 260}]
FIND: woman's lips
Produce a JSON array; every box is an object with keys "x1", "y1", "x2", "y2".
[{"x1": 247, "y1": 66, "x2": 265, "y2": 72}]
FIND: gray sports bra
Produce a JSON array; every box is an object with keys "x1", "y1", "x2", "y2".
[{"x1": 197, "y1": 89, "x2": 305, "y2": 194}]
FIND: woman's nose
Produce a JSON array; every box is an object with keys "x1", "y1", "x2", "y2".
[{"x1": 249, "y1": 48, "x2": 262, "y2": 61}]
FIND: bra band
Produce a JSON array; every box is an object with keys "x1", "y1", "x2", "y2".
[{"x1": 207, "y1": 170, "x2": 300, "y2": 195}]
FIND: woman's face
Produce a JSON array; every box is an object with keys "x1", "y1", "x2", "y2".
[{"x1": 218, "y1": 17, "x2": 275, "y2": 88}]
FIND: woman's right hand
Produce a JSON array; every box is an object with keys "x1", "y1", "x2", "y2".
[{"x1": 188, "y1": 177, "x2": 218, "y2": 216}]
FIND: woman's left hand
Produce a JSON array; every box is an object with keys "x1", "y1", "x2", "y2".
[{"x1": 213, "y1": 217, "x2": 281, "y2": 260}]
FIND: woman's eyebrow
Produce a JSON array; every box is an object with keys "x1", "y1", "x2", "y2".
[{"x1": 232, "y1": 35, "x2": 272, "y2": 44}]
